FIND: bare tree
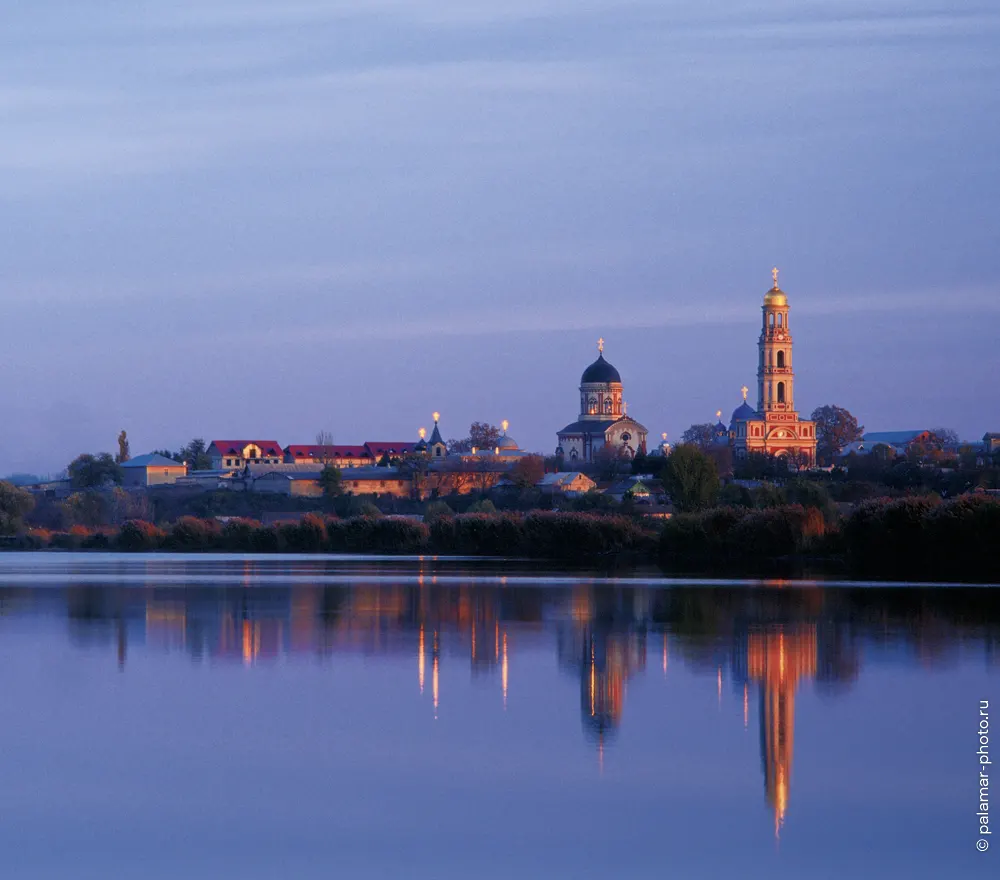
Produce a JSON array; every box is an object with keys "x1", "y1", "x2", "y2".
[{"x1": 316, "y1": 430, "x2": 335, "y2": 465}]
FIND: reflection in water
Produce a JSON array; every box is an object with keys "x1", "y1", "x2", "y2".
[
  {"x1": 18, "y1": 570, "x2": 1000, "y2": 840},
  {"x1": 747, "y1": 626, "x2": 817, "y2": 836}
]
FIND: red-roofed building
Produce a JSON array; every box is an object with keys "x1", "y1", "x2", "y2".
[
  {"x1": 364, "y1": 441, "x2": 418, "y2": 462},
  {"x1": 207, "y1": 440, "x2": 284, "y2": 470},
  {"x1": 283, "y1": 444, "x2": 373, "y2": 469}
]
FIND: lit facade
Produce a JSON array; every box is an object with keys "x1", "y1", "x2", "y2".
[
  {"x1": 207, "y1": 440, "x2": 284, "y2": 470},
  {"x1": 730, "y1": 270, "x2": 818, "y2": 465},
  {"x1": 556, "y1": 339, "x2": 648, "y2": 462}
]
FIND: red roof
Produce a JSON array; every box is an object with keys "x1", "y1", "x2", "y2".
[
  {"x1": 364, "y1": 441, "x2": 418, "y2": 457},
  {"x1": 284, "y1": 444, "x2": 372, "y2": 459},
  {"x1": 208, "y1": 440, "x2": 283, "y2": 457}
]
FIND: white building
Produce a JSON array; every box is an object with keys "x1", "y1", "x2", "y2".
[{"x1": 555, "y1": 340, "x2": 648, "y2": 463}]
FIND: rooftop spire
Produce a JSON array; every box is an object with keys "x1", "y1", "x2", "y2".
[
  {"x1": 429, "y1": 414, "x2": 444, "y2": 446},
  {"x1": 716, "y1": 410, "x2": 723, "y2": 420},
  {"x1": 772, "y1": 267, "x2": 780, "y2": 290},
  {"x1": 741, "y1": 385, "x2": 749, "y2": 402},
  {"x1": 597, "y1": 336, "x2": 604, "y2": 354}
]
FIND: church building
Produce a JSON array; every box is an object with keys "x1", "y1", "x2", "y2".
[
  {"x1": 556, "y1": 340, "x2": 648, "y2": 463},
  {"x1": 729, "y1": 270, "x2": 817, "y2": 465}
]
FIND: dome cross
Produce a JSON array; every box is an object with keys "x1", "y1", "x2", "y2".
[
  {"x1": 741, "y1": 385, "x2": 749, "y2": 402},
  {"x1": 597, "y1": 337, "x2": 604, "y2": 353},
  {"x1": 771, "y1": 267, "x2": 780, "y2": 290}
]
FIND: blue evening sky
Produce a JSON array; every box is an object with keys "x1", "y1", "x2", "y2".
[{"x1": 1, "y1": 1, "x2": 997, "y2": 472}]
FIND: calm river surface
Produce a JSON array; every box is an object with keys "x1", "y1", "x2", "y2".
[{"x1": 0, "y1": 553, "x2": 995, "y2": 879}]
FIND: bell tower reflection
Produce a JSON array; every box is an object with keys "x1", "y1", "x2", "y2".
[{"x1": 747, "y1": 626, "x2": 817, "y2": 836}]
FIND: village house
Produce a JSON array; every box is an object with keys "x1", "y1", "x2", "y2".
[
  {"x1": 604, "y1": 474, "x2": 666, "y2": 503},
  {"x1": 536, "y1": 472, "x2": 596, "y2": 497},
  {"x1": 250, "y1": 466, "x2": 411, "y2": 499},
  {"x1": 207, "y1": 440, "x2": 284, "y2": 470},
  {"x1": 283, "y1": 444, "x2": 373, "y2": 468},
  {"x1": 364, "y1": 441, "x2": 419, "y2": 463},
  {"x1": 121, "y1": 453, "x2": 189, "y2": 488}
]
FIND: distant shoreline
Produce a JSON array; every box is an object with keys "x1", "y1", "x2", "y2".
[{"x1": 3, "y1": 495, "x2": 998, "y2": 584}]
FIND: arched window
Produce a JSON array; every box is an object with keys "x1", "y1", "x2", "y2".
[
  {"x1": 777, "y1": 313, "x2": 783, "y2": 327},
  {"x1": 604, "y1": 399, "x2": 613, "y2": 414},
  {"x1": 777, "y1": 382, "x2": 785, "y2": 403},
  {"x1": 588, "y1": 396, "x2": 598, "y2": 414},
  {"x1": 776, "y1": 350, "x2": 785, "y2": 368}
]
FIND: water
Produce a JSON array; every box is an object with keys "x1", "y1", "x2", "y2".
[{"x1": 0, "y1": 554, "x2": 995, "y2": 879}]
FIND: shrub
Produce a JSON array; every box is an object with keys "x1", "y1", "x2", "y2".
[
  {"x1": 922, "y1": 495, "x2": 1000, "y2": 580},
  {"x1": 357, "y1": 502, "x2": 383, "y2": 519},
  {"x1": 718, "y1": 484, "x2": 754, "y2": 508},
  {"x1": 221, "y1": 518, "x2": 261, "y2": 551},
  {"x1": 423, "y1": 500, "x2": 454, "y2": 524},
  {"x1": 367, "y1": 518, "x2": 429, "y2": 553},
  {"x1": 727, "y1": 505, "x2": 821, "y2": 560},
  {"x1": 49, "y1": 531, "x2": 83, "y2": 550},
  {"x1": 280, "y1": 513, "x2": 327, "y2": 552},
  {"x1": 521, "y1": 512, "x2": 647, "y2": 560},
  {"x1": 250, "y1": 524, "x2": 284, "y2": 553},
  {"x1": 80, "y1": 528, "x2": 113, "y2": 550},
  {"x1": 431, "y1": 513, "x2": 524, "y2": 556},
  {"x1": 166, "y1": 516, "x2": 221, "y2": 551},
  {"x1": 467, "y1": 499, "x2": 497, "y2": 515},
  {"x1": 659, "y1": 513, "x2": 711, "y2": 561},
  {"x1": 118, "y1": 519, "x2": 166, "y2": 551},
  {"x1": 843, "y1": 495, "x2": 940, "y2": 575}
]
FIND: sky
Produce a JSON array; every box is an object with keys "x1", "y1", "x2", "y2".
[{"x1": 1, "y1": 0, "x2": 998, "y2": 474}]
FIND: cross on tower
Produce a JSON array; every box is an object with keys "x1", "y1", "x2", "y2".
[
  {"x1": 741, "y1": 385, "x2": 749, "y2": 401},
  {"x1": 597, "y1": 337, "x2": 605, "y2": 353},
  {"x1": 771, "y1": 267, "x2": 780, "y2": 289}
]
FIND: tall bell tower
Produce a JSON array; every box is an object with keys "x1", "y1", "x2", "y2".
[
  {"x1": 729, "y1": 268, "x2": 817, "y2": 466},
  {"x1": 758, "y1": 267, "x2": 794, "y2": 413}
]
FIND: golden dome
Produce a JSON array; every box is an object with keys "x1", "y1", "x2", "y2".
[
  {"x1": 764, "y1": 287, "x2": 787, "y2": 307},
  {"x1": 764, "y1": 266, "x2": 787, "y2": 306}
]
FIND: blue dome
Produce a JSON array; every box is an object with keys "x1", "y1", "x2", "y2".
[
  {"x1": 581, "y1": 353, "x2": 621, "y2": 384},
  {"x1": 730, "y1": 401, "x2": 758, "y2": 427}
]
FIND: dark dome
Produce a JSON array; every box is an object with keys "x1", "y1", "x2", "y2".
[
  {"x1": 730, "y1": 401, "x2": 758, "y2": 427},
  {"x1": 581, "y1": 353, "x2": 621, "y2": 384}
]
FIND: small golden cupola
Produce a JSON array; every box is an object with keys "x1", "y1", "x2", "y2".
[{"x1": 763, "y1": 266, "x2": 788, "y2": 307}]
